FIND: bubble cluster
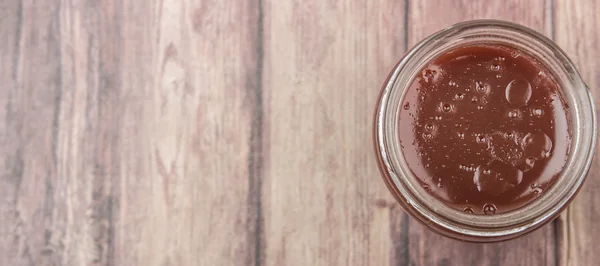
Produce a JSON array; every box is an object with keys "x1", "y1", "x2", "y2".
[
  {"x1": 522, "y1": 132, "x2": 553, "y2": 158},
  {"x1": 441, "y1": 103, "x2": 454, "y2": 113},
  {"x1": 483, "y1": 203, "x2": 497, "y2": 215},
  {"x1": 473, "y1": 160, "x2": 523, "y2": 196},
  {"x1": 425, "y1": 123, "x2": 435, "y2": 131},
  {"x1": 459, "y1": 165, "x2": 476, "y2": 172},
  {"x1": 475, "y1": 81, "x2": 489, "y2": 93},
  {"x1": 398, "y1": 44, "x2": 570, "y2": 215},
  {"x1": 480, "y1": 96, "x2": 489, "y2": 105},
  {"x1": 475, "y1": 135, "x2": 487, "y2": 144},
  {"x1": 507, "y1": 110, "x2": 520, "y2": 119},
  {"x1": 422, "y1": 68, "x2": 440, "y2": 83},
  {"x1": 531, "y1": 183, "x2": 543, "y2": 194}
]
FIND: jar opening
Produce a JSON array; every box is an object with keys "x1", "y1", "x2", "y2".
[{"x1": 374, "y1": 20, "x2": 596, "y2": 241}]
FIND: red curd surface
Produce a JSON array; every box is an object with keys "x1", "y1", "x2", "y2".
[{"x1": 399, "y1": 45, "x2": 572, "y2": 215}]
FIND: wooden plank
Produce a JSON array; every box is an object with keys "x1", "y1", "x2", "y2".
[
  {"x1": 406, "y1": 1, "x2": 557, "y2": 265},
  {"x1": 408, "y1": 0, "x2": 552, "y2": 44},
  {"x1": 0, "y1": 1, "x2": 69, "y2": 265},
  {"x1": 0, "y1": 0, "x2": 262, "y2": 265},
  {"x1": 112, "y1": 0, "x2": 262, "y2": 265},
  {"x1": 0, "y1": 0, "x2": 129, "y2": 265},
  {"x1": 53, "y1": 0, "x2": 124, "y2": 264},
  {"x1": 261, "y1": 1, "x2": 406, "y2": 265},
  {"x1": 554, "y1": 0, "x2": 600, "y2": 265}
]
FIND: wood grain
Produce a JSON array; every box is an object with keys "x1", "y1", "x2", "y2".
[
  {"x1": 0, "y1": 1, "x2": 66, "y2": 265},
  {"x1": 554, "y1": 0, "x2": 600, "y2": 265},
  {"x1": 1, "y1": 0, "x2": 262, "y2": 265},
  {"x1": 114, "y1": 0, "x2": 262, "y2": 265},
  {"x1": 262, "y1": 1, "x2": 406, "y2": 265},
  {"x1": 0, "y1": 0, "x2": 598, "y2": 265}
]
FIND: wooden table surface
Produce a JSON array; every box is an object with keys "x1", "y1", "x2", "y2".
[{"x1": 1, "y1": 0, "x2": 599, "y2": 265}]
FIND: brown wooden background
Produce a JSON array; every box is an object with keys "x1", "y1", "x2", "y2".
[{"x1": 0, "y1": 0, "x2": 598, "y2": 265}]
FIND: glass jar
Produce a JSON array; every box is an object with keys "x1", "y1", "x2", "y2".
[{"x1": 373, "y1": 20, "x2": 596, "y2": 242}]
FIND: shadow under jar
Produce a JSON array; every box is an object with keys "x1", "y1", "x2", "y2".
[{"x1": 373, "y1": 20, "x2": 596, "y2": 242}]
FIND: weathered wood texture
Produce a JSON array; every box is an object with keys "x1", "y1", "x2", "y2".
[
  {"x1": 555, "y1": 1, "x2": 600, "y2": 266},
  {"x1": 0, "y1": 0, "x2": 597, "y2": 265},
  {"x1": 261, "y1": 1, "x2": 405, "y2": 266},
  {"x1": 1, "y1": 0, "x2": 261, "y2": 265}
]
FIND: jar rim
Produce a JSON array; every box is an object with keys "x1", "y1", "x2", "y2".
[{"x1": 374, "y1": 19, "x2": 597, "y2": 242}]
